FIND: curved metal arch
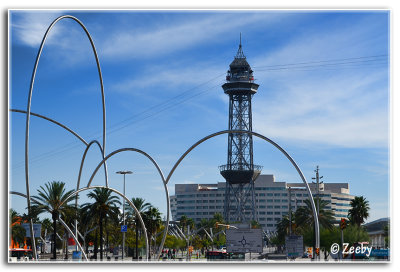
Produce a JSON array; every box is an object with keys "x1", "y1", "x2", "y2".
[
  {"x1": 85, "y1": 147, "x2": 170, "y2": 260},
  {"x1": 59, "y1": 185, "x2": 149, "y2": 261},
  {"x1": 165, "y1": 129, "x2": 320, "y2": 252},
  {"x1": 11, "y1": 109, "x2": 88, "y2": 146},
  {"x1": 74, "y1": 140, "x2": 109, "y2": 252},
  {"x1": 9, "y1": 191, "x2": 88, "y2": 261},
  {"x1": 24, "y1": 15, "x2": 108, "y2": 258}
]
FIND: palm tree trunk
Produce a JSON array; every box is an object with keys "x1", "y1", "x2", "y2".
[
  {"x1": 65, "y1": 232, "x2": 68, "y2": 259},
  {"x1": 94, "y1": 228, "x2": 98, "y2": 259},
  {"x1": 136, "y1": 218, "x2": 139, "y2": 259},
  {"x1": 100, "y1": 213, "x2": 104, "y2": 260},
  {"x1": 52, "y1": 211, "x2": 58, "y2": 260}
]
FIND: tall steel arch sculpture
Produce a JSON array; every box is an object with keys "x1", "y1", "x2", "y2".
[
  {"x1": 166, "y1": 130, "x2": 320, "y2": 252},
  {"x1": 23, "y1": 15, "x2": 107, "y2": 259}
]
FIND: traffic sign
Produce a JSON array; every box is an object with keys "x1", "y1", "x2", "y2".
[
  {"x1": 226, "y1": 228, "x2": 263, "y2": 253},
  {"x1": 121, "y1": 225, "x2": 128, "y2": 232},
  {"x1": 285, "y1": 235, "x2": 303, "y2": 258},
  {"x1": 21, "y1": 223, "x2": 41, "y2": 238}
]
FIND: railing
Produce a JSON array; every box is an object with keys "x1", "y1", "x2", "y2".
[{"x1": 219, "y1": 164, "x2": 263, "y2": 172}]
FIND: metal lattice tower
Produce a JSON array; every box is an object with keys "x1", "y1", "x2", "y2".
[{"x1": 219, "y1": 37, "x2": 262, "y2": 224}]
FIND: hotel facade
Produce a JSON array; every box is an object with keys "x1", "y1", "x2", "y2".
[{"x1": 170, "y1": 174, "x2": 354, "y2": 233}]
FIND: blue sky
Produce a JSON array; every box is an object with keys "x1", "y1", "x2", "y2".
[{"x1": 9, "y1": 10, "x2": 390, "y2": 223}]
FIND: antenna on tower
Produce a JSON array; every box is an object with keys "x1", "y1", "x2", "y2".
[{"x1": 235, "y1": 33, "x2": 245, "y2": 59}]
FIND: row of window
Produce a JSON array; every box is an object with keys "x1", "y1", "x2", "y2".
[
  {"x1": 255, "y1": 187, "x2": 286, "y2": 191},
  {"x1": 257, "y1": 193, "x2": 289, "y2": 197},
  {"x1": 257, "y1": 199, "x2": 289, "y2": 203},
  {"x1": 177, "y1": 205, "x2": 291, "y2": 210}
]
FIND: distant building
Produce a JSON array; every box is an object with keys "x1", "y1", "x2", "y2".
[
  {"x1": 363, "y1": 217, "x2": 389, "y2": 248},
  {"x1": 170, "y1": 174, "x2": 354, "y2": 232}
]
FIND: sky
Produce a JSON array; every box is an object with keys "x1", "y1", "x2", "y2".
[{"x1": 8, "y1": 10, "x2": 390, "y2": 223}]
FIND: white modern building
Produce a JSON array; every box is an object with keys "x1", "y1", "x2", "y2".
[
  {"x1": 170, "y1": 174, "x2": 354, "y2": 232},
  {"x1": 363, "y1": 218, "x2": 389, "y2": 248}
]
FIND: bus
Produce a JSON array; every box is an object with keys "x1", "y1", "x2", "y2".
[{"x1": 206, "y1": 250, "x2": 245, "y2": 260}]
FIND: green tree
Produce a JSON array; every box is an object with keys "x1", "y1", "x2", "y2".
[
  {"x1": 81, "y1": 188, "x2": 121, "y2": 260},
  {"x1": 348, "y1": 196, "x2": 370, "y2": 227},
  {"x1": 11, "y1": 225, "x2": 26, "y2": 248},
  {"x1": 295, "y1": 199, "x2": 335, "y2": 231},
  {"x1": 10, "y1": 209, "x2": 26, "y2": 248},
  {"x1": 144, "y1": 206, "x2": 162, "y2": 257},
  {"x1": 125, "y1": 197, "x2": 151, "y2": 259},
  {"x1": 384, "y1": 224, "x2": 389, "y2": 248},
  {"x1": 31, "y1": 181, "x2": 76, "y2": 259}
]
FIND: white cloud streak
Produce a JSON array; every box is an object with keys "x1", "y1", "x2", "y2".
[{"x1": 99, "y1": 13, "x2": 281, "y2": 60}]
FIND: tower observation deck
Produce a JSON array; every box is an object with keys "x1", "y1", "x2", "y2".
[{"x1": 219, "y1": 38, "x2": 262, "y2": 223}]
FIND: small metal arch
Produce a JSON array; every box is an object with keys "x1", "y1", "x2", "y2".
[
  {"x1": 165, "y1": 129, "x2": 320, "y2": 252},
  {"x1": 24, "y1": 15, "x2": 107, "y2": 258},
  {"x1": 85, "y1": 148, "x2": 170, "y2": 260},
  {"x1": 59, "y1": 185, "x2": 149, "y2": 261}
]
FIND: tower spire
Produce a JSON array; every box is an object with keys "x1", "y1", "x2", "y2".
[{"x1": 235, "y1": 33, "x2": 245, "y2": 59}]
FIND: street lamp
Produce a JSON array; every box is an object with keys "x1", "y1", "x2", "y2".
[{"x1": 116, "y1": 170, "x2": 133, "y2": 260}]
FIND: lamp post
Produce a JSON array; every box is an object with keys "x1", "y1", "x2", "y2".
[{"x1": 116, "y1": 170, "x2": 133, "y2": 260}]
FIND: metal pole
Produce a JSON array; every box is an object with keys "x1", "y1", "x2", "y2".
[
  {"x1": 116, "y1": 170, "x2": 132, "y2": 260},
  {"x1": 123, "y1": 173, "x2": 126, "y2": 260},
  {"x1": 288, "y1": 187, "x2": 292, "y2": 236},
  {"x1": 341, "y1": 229, "x2": 344, "y2": 260}
]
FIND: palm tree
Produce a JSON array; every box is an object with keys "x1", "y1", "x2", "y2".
[
  {"x1": 348, "y1": 196, "x2": 370, "y2": 227},
  {"x1": 295, "y1": 199, "x2": 335, "y2": 231},
  {"x1": 31, "y1": 181, "x2": 76, "y2": 259},
  {"x1": 81, "y1": 188, "x2": 121, "y2": 260},
  {"x1": 125, "y1": 197, "x2": 150, "y2": 259},
  {"x1": 77, "y1": 207, "x2": 96, "y2": 255},
  {"x1": 144, "y1": 206, "x2": 162, "y2": 258}
]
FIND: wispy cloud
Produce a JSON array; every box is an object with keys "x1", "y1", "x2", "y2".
[
  {"x1": 253, "y1": 71, "x2": 388, "y2": 148},
  {"x1": 109, "y1": 60, "x2": 225, "y2": 94},
  {"x1": 99, "y1": 13, "x2": 281, "y2": 60},
  {"x1": 11, "y1": 11, "x2": 64, "y2": 47}
]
